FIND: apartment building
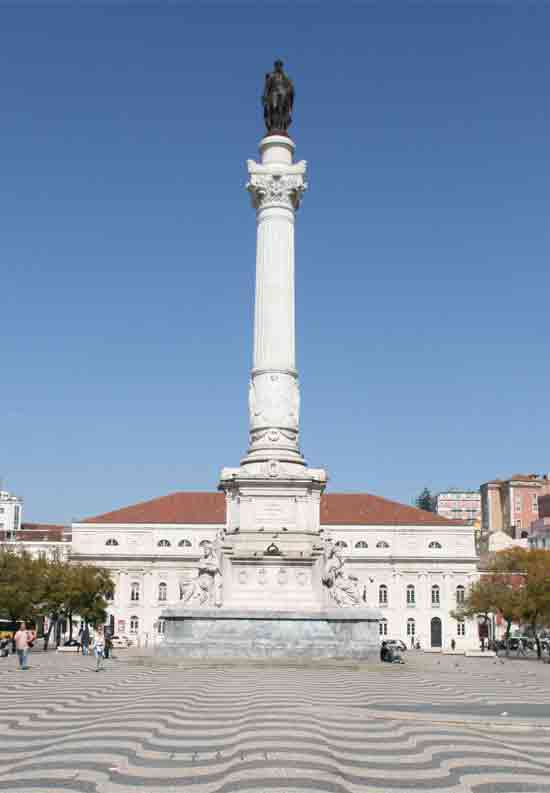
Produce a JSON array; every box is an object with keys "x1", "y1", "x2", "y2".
[{"x1": 480, "y1": 474, "x2": 550, "y2": 538}]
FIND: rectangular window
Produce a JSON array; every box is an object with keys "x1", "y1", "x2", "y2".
[
  {"x1": 516, "y1": 519, "x2": 522, "y2": 530},
  {"x1": 533, "y1": 495, "x2": 538, "y2": 512},
  {"x1": 515, "y1": 498, "x2": 522, "y2": 512},
  {"x1": 457, "y1": 622, "x2": 465, "y2": 636}
]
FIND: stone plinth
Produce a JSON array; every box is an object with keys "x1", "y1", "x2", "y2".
[{"x1": 159, "y1": 608, "x2": 380, "y2": 660}]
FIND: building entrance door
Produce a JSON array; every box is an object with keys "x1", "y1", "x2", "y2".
[{"x1": 430, "y1": 617, "x2": 442, "y2": 648}]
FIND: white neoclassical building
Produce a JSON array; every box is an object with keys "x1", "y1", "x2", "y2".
[{"x1": 71, "y1": 490, "x2": 479, "y2": 650}]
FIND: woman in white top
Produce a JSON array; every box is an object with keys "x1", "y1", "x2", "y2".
[{"x1": 93, "y1": 627, "x2": 105, "y2": 672}]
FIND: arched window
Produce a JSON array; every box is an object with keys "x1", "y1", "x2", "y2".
[
  {"x1": 130, "y1": 582, "x2": 140, "y2": 602},
  {"x1": 178, "y1": 538, "x2": 192, "y2": 548},
  {"x1": 158, "y1": 582, "x2": 167, "y2": 602},
  {"x1": 157, "y1": 619, "x2": 166, "y2": 635},
  {"x1": 428, "y1": 541, "x2": 442, "y2": 549},
  {"x1": 379, "y1": 618, "x2": 388, "y2": 636},
  {"x1": 407, "y1": 618, "x2": 416, "y2": 637},
  {"x1": 431, "y1": 584, "x2": 440, "y2": 606},
  {"x1": 335, "y1": 540, "x2": 348, "y2": 549},
  {"x1": 406, "y1": 584, "x2": 415, "y2": 605},
  {"x1": 157, "y1": 539, "x2": 171, "y2": 548},
  {"x1": 376, "y1": 540, "x2": 390, "y2": 549},
  {"x1": 129, "y1": 615, "x2": 139, "y2": 634},
  {"x1": 456, "y1": 585, "x2": 465, "y2": 605},
  {"x1": 199, "y1": 540, "x2": 210, "y2": 548},
  {"x1": 106, "y1": 590, "x2": 114, "y2": 602},
  {"x1": 106, "y1": 538, "x2": 119, "y2": 547},
  {"x1": 379, "y1": 584, "x2": 388, "y2": 605},
  {"x1": 355, "y1": 541, "x2": 368, "y2": 549}
]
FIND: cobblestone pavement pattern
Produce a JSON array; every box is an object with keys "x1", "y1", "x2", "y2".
[{"x1": 1, "y1": 650, "x2": 550, "y2": 793}]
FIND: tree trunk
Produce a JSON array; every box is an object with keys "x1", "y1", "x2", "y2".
[
  {"x1": 55, "y1": 617, "x2": 62, "y2": 648},
  {"x1": 43, "y1": 616, "x2": 55, "y2": 651},
  {"x1": 505, "y1": 619, "x2": 512, "y2": 657},
  {"x1": 532, "y1": 621, "x2": 542, "y2": 659}
]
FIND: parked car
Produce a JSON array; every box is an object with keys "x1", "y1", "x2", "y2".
[
  {"x1": 110, "y1": 635, "x2": 131, "y2": 649},
  {"x1": 385, "y1": 639, "x2": 407, "y2": 652}
]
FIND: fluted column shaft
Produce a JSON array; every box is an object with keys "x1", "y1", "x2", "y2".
[{"x1": 242, "y1": 135, "x2": 307, "y2": 467}]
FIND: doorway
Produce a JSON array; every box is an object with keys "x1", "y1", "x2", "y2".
[{"x1": 430, "y1": 617, "x2": 442, "y2": 648}]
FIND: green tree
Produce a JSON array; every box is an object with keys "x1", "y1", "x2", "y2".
[
  {"x1": 491, "y1": 548, "x2": 550, "y2": 658},
  {"x1": 67, "y1": 565, "x2": 114, "y2": 631},
  {"x1": 415, "y1": 488, "x2": 436, "y2": 513},
  {"x1": 0, "y1": 548, "x2": 43, "y2": 625}
]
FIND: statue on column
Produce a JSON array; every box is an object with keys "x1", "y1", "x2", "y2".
[{"x1": 262, "y1": 60, "x2": 294, "y2": 135}]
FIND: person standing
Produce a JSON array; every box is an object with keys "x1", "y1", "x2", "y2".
[
  {"x1": 14, "y1": 622, "x2": 30, "y2": 670},
  {"x1": 81, "y1": 624, "x2": 90, "y2": 657},
  {"x1": 93, "y1": 627, "x2": 105, "y2": 672}
]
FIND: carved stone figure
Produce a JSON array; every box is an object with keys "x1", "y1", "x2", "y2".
[
  {"x1": 262, "y1": 60, "x2": 294, "y2": 135},
  {"x1": 321, "y1": 538, "x2": 361, "y2": 607},
  {"x1": 179, "y1": 532, "x2": 224, "y2": 607}
]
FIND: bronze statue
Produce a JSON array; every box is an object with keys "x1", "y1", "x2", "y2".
[{"x1": 262, "y1": 60, "x2": 294, "y2": 135}]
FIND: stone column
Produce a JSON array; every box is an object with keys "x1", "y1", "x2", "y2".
[{"x1": 242, "y1": 135, "x2": 307, "y2": 469}]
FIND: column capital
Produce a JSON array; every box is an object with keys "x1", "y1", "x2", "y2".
[{"x1": 246, "y1": 160, "x2": 307, "y2": 211}]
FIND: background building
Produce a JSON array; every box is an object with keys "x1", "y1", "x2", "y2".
[
  {"x1": 0, "y1": 489, "x2": 70, "y2": 558},
  {"x1": 71, "y1": 490, "x2": 479, "y2": 650},
  {"x1": 480, "y1": 474, "x2": 550, "y2": 539},
  {"x1": 0, "y1": 489, "x2": 22, "y2": 541},
  {"x1": 529, "y1": 494, "x2": 550, "y2": 550},
  {"x1": 436, "y1": 490, "x2": 481, "y2": 523}
]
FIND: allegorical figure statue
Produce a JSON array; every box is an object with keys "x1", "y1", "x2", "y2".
[
  {"x1": 179, "y1": 531, "x2": 224, "y2": 607},
  {"x1": 321, "y1": 538, "x2": 361, "y2": 607},
  {"x1": 262, "y1": 60, "x2": 294, "y2": 135}
]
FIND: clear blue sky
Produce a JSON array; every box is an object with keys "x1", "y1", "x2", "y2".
[{"x1": 2, "y1": 3, "x2": 549, "y2": 523}]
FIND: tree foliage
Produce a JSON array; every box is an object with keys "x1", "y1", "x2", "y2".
[
  {"x1": 415, "y1": 488, "x2": 436, "y2": 513},
  {"x1": 456, "y1": 548, "x2": 550, "y2": 658},
  {"x1": 0, "y1": 547, "x2": 114, "y2": 646}
]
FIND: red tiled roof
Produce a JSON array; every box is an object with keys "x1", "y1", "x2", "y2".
[
  {"x1": 81, "y1": 491, "x2": 461, "y2": 527},
  {"x1": 18, "y1": 523, "x2": 68, "y2": 542},
  {"x1": 320, "y1": 493, "x2": 461, "y2": 526},
  {"x1": 81, "y1": 492, "x2": 226, "y2": 525},
  {"x1": 485, "y1": 474, "x2": 542, "y2": 485}
]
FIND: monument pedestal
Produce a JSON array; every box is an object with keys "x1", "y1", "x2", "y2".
[{"x1": 162, "y1": 608, "x2": 380, "y2": 660}]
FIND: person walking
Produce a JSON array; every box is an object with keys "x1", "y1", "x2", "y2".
[
  {"x1": 14, "y1": 622, "x2": 30, "y2": 670},
  {"x1": 81, "y1": 624, "x2": 90, "y2": 657},
  {"x1": 451, "y1": 639, "x2": 456, "y2": 651},
  {"x1": 93, "y1": 627, "x2": 105, "y2": 672}
]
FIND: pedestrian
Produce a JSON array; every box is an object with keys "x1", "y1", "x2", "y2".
[
  {"x1": 105, "y1": 633, "x2": 113, "y2": 660},
  {"x1": 81, "y1": 624, "x2": 90, "y2": 657},
  {"x1": 93, "y1": 626, "x2": 105, "y2": 672},
  {"x1": 517, "y1": 640, "x2": 527, "y2": 657},
  {"x1": 410, "y1": 635, "x2": 415, "y2": 649},
  {"x1": 380, "y1": 641, "x2": 387, "y2": 662},
  {"x1": 451, "y1": 639, "x2": 456, "y2": 651},
  {"x1": 14, "y1": 622, "x2": 30, "y2": 670}
]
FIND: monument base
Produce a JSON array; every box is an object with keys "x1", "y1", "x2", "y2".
[{"x1": 159, "y1": 608, "x2": 380, "y2": 660}]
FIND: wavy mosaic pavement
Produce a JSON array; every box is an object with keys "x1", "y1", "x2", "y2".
[{"x1": 0, "y1": 651, "x2": 549, "y2": 793}]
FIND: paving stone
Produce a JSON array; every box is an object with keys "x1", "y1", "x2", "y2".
[{"x1": 0, "y1": 649, "x2": 549, "y2": 792}]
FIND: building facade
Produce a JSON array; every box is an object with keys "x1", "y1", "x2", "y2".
[
  {"x1": 71, "y1": 490, "x2": 479, "y2": 650},
  {"x1": 0, "y1": 489, "x2": 22, "y2": 541},
  {"x1": 436, "y1": 490, "x2": 481, "y2": 523},
  {"x1": 480, "y1": 474, "x2": 550, "y2": 538}
]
